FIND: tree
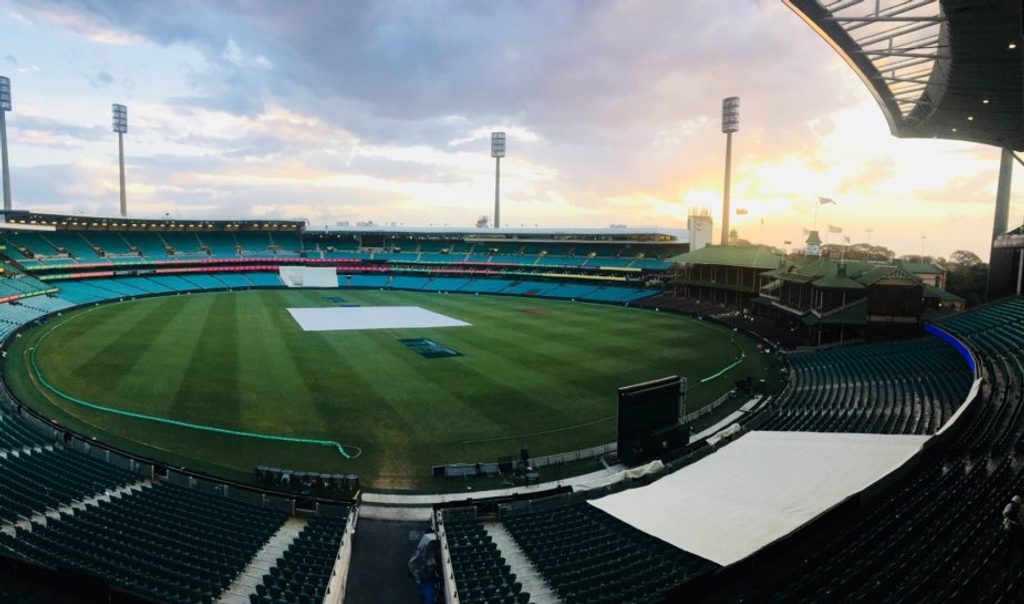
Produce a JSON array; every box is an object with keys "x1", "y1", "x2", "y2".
[
  {"x1": 821, "y1": 242, "x2": 894, "y2": 261},
  {"x1": 945, "y1": 249, "x2": 988, "y2": 307},
  {"x1": 949, "y1": 249, "x2": 983, "y2": 267}
]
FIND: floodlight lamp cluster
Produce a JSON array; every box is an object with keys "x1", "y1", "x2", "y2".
[
  {"x1": 491, "y1": 132, "x2": 506, "y2": 158},
  {"x1": 721, "y1": 97, "x2": 740, "y2": 133},
  {"x1": 0, "y1": 76, "x2": 11, "y2": 112},
  {"x1": 112, "y1": 103, "x2": 128, "y2": 134}
]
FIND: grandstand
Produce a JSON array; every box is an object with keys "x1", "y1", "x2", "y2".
[{"x1": 668, "y1": 241, "x2": 964, "y2": 344}]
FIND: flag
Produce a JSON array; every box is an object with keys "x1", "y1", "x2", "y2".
[
  {"x1": 735, "y1": 208, "x2": 749, "y2": 215},
  {"x1": 784, "y1": 240, "x2": 792, "y2": 245},
  {"x1": 843, "y1": 235, "x2": 851, "y2": 244},
  {"x1": 828, "y1": 225, "x2": 843, "y2": 234},
  {"x1": 802, "y1": 228, "x2": 810, "y2": 235},
  {"x1": 819, "y1": 197, "x2": 837, "y2": 205}
]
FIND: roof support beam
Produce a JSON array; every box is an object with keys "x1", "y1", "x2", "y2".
[
  {"x1": 855, "y1": 23, "x2": 938, "y2": 47},
  {"x1": 831, "y1": 16, "x2": 943, "y2": 23}
]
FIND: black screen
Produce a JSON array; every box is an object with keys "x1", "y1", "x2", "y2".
[{"x1": 617, "y1": 376, "x2": 681, "y2": 441}]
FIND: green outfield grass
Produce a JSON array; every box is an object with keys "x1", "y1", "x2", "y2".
[{"x1": 4, "y1": 288, "x2": 774, "y2": 490}]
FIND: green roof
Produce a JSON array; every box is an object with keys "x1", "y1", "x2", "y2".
[
  {"x1": 812, "y1": 274, "x2": 866, "y2": 290},
  {"x1": 771, "y1": 257, "x2": 923, "y2": 289},
  {"x1": 821, "y1": 299, "x2": 868, "y2": 324},
  {"x1": 803, "y1": 300, "x2": 869, "y2": 325},
  {"x1": 667, "y1": 244, "x2": 783, "y2": 269},
  {"x1": 897, "y1": 261, "x2": 944, "y2": 275},
  {"x1": 922, "y1": 284, "x2": 964, "y2": 302}
]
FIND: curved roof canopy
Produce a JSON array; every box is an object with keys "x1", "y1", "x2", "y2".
[{"x1": 785, "y1": 0, "x2": 1024, "y2": 150}]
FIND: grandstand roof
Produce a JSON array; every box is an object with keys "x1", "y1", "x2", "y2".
[
  {"x1": 0, "y1": 210, "x2": 305, "y2": 231},
  {"x1": 667, "y1": 244, "x2": 784, "y2": 268},
  {"x1": 311, "y1": 225, "x2": 688, "y2": 243},
  {"x1": 785, "y1": 0, "x2": 1024, "y2": 150},
  {"x1": 0, "y1": 211, "x2": 686, "y2": 243}
]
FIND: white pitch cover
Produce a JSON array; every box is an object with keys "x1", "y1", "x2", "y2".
[
  {"x1": 288, "y1": 306, "x2": 471, "y2": 332},
  {"x1": 589, "y1": 430, "x2": 927, "y2": 566}
]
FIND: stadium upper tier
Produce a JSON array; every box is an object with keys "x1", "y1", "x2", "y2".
[{"x1": 0, "y1": 212, "x2": 686, "y2": 273}]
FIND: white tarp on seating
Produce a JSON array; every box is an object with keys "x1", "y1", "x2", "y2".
[
  {"x1": 279, "y1": 266, "x2": 305, "y2": 288},
  {"x1": 589, "y1": 431, "x2": 927, "y2": 566},
  {"x1": 288, "y1": 306, "x2": 471, "y2": 332},
  {"x1": 278, "y1": 266, "x2": 338, "y2": 288}
]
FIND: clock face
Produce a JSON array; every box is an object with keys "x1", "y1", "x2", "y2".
[{"x1": 808, "y1": 244, "x2": 820, "y2": 255}]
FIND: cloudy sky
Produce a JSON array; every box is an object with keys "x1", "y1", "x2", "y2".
[{"x1": 0, "y1": 0, "x2": 1019, "y2": 257}]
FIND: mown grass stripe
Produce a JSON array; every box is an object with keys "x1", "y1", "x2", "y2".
[{"x1": 28, "y1": 307, "x2": 362, "y2": 460}]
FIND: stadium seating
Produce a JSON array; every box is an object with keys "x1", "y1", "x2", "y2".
[
  {"x1": 159, "y1": 232, "x2": 207, "y2": 257},
  {"x1": 196, "y1": 232, "x2": 239, "y2": 258},
  {"x1": 15, "y1": 295, "x2": 74, "y2": 314},
  {"x1": 501, "y1": 504, "x2": 716, "y2": 604},
  {"x1": 122, "y1": 232, "x2": 172, "y2": 258},
  {"x1": 214, "y1": 273, "x2": 256, "y2": 288},
  {"x1": 452, "y1": 279, "x2": 508, "y2": 293},
  {"x1": 174, "y1": 274, "x2": 227, "y2": 290},
  {"x1": 0, "y1": 447, "x2": 139, "y2": 525},
  {"x1": 732, "y1": 297, "x2": 1024, "y2": 601},
  {"x1": 0, "y1": 413, "x2": 52, "y2": 452},
  {"x1": 235, "y1": 232, "x2": 273, "y2": 256},
  {"x1": 446, "y1": 518, "x2": 531, "y2": 604},
  {"x1": 339, "y1": 274, "x2": 389, "y2": 288},
  {"x1": 758, "y1": 338, "x2": 972, "y2": 434},
  {"x1": 250, "y1": 514, "x2": 348, "y2": 604},
  {"x1": 82, "y1": 231, "x2": 136, "y2": 257},
  {"x1": 5, "y1": 482, "x2": 288, "y2": 604},
  {"x1": 245, "y1": 272, "x2": 286, "y2": 288}
]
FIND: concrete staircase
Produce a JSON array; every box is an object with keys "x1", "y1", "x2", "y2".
[
  {"x1": 483, "y1": 521, "x2": 562, "y2": 604},
  {"x1": 217, "y1": 516, "x2": 308, "y2": 603}
]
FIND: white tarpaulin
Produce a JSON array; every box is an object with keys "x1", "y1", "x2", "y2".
[
  {"x1": 574, "y1": 460, "x2": 664, "y2": 491},
  {"x1": 279, "y1": 266, "x2": 305, "y2": 288},
  {"x1": 288, "y1": 306, "x2": 471, "y2": 332},
  {"x1": 589, "y1": 431, "x2": 927, "y2": 566},
  {"x1": 279, "y1": 266, "x2": 338, "y2": 288}
]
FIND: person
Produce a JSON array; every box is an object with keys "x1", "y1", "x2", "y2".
[
  {"x1": 1005, "y1": 496, "x2": 1024, "y2": 533},
  {"x1": 408, "y1": 532, "x2": 439, "y2": 603}
]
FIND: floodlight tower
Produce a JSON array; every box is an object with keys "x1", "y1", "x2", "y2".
[
  {"x1": 0, "y1": 76, "x2": 12, "y2": 211},
  {"x1": 112, "y1": 103, "x2": 128, "y2": 217},
  {"x1": 491, "y1": 132, "x2": 506, "y2": 229},
  {"x1": 720, "y1": 97, "x2": 739, "y2": 245}
]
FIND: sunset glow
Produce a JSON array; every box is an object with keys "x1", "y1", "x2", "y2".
[{"x1": 0, "y1": 1, "x2": 1019, "y2": 257}]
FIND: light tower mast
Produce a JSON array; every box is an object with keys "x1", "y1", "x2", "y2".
[
  {"x1": 0, "y1": 76, "x2": 12, "y2": 211},
  {"x1": 721, "y1": 97, "x2": 740, "y2": 245},
  {"x1": 112, "y1": 103, "x2": 128, "y2": 217},
  {"x1": 491, "y1": 132, "x2": 505, "y2": 229}
]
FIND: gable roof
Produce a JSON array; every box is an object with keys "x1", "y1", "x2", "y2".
[
  {"x1": 667, "y1": 244, "x2": 784, "y2": 270},
  {"x1": 897, "y1": 261, "x2": 944, "y2": 275}
]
